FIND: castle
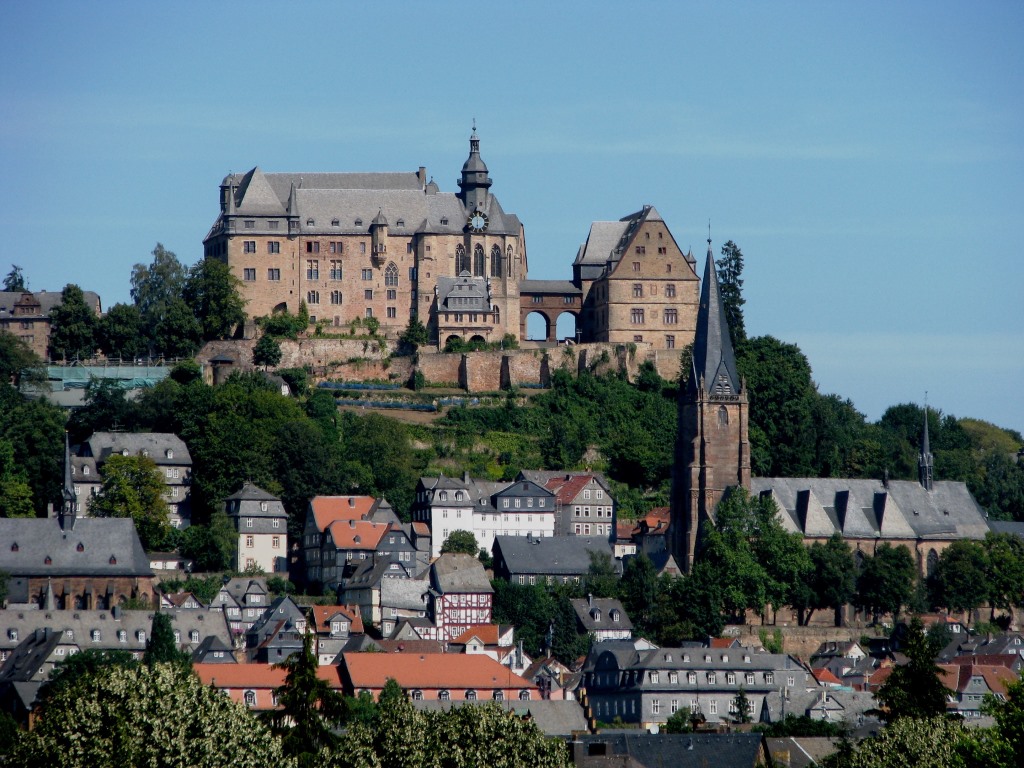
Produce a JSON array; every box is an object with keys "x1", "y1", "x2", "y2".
[{"x1": 204, "y1": 130, "x2": 699, "y2": 354}]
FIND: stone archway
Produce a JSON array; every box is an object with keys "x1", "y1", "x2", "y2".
[
  {"x1": 524, "y1": 311, "x2": 552, "y2": 342},
  {"x1": 555, "y1": 310, "x2": 579, "y2": 343}
]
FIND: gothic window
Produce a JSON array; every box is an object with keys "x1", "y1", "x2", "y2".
[
  {"x1": 506, "y1": 245, "x2": 513, "y2": 277},
  {"x1": 456, "y1": 244, "x2": 469, "y2": 274},
  {"x1": 385, "y1": 263, "x2": 399, "y2": 287},
  {"x1": 718, "y1": 406, "x2": 729, "y2": 426},
  {"x1": 927, "y1": 549, "x2": 939, "y2": 578},
  {"x1": 474, "y1": 244, "x2": 485, "y2": 276},
  {"x1": 490, "y1": 244, "x2": 502, "y2": 277}
]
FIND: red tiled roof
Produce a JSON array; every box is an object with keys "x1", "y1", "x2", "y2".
[
  {"x1": 709, "y1": 638, "x2": 741, "y2": 648},
  {"x1": 544, "y1": 474, "x2": 594, "y2": 506},
  {"x1": 412, "y1": 522, "x2": 430, "y2": 537},
  {"x1": 326, "y1": 519, "x2": 388, "y2": 550},
  {"x1": 449, "y1": 624, "x2": 512, "y2": 647},
  {"x1": 311, "y1": 604, "x2": 364, "y2": 635},
  {"x1": 642, "y1": 507, "x2": 670, "y2": 531},
  {"x1": 376, "y1": 640, "x2": 445, "y2": 654},
  {"x1": 616, "y1": 521, "x2": 635, "y2": 541},
  {"x1": 309, "y1": 496, "x2": 378, "y2": 532},
  {"x1": 812, "y1": 668, "x2": 843, "y2": 686},
  {"x1": 195, "y1": 663, "x2": 344, "y2": 709},
  {"x1": 939, "y1": 663, "x2": 1018, "y2": 695},
  {"x1": 342, "y1": 652, "x2": 535, "y2": 692}
]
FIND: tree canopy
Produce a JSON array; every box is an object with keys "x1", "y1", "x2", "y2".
[
  {"x1": 441, "y1": 530, "x2": 479, "y2": 556},
  {"x1": 48, "y1": 284, "x2": 97, "y2": 361},
  {"x1": 89, "y1": 453, "x2": 175, "y2": 551},
  {"x1": 2, "y1": 264, "x2": 26, "y2": 292}
]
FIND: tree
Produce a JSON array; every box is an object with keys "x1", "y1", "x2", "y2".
[
  {"x1": 875, "y1": 617, "x2": 950, "y2": 722},
  {"x1": 984, "y1": 532, "x2": 1024, "y2": 624},
  {"x1": 15, "y1": 662, "x2": 287, "y2": 768},
  {"x1": 183, "y1": 258, "x2": 247, "y2": 341},
  {"x1": 698, "y1": 488, "x2": 769, "y2": 618},
  {"x1": 664, "y1": 707, "x2": 693, "y2": 733},
  {"x1": 736, "y1": 336, "x2": 818, "y2": 476},
  {"x1": 97, "y1": 302, "x2": 145, "y2": 360},
  {"x1": 832, "y1": 716, "x2": 979, "y2": 768},
  {"x1": 48, "y1": 284, "x2": 97, "y2": 361},
  {"x1": 930, "y1": 539, "x2": 989, "y2": 615},
  {"x1": 0, "y1": 437, "x2": 35, "y2": 517},
  {"x1": 0, "y1": 395, "x2": 65, "y2": 515},
  {"x1": 981, "y1": 671, "x2": 1024, "y2": 766},
  {"x1": 143, "y1": 613, "x2": 191, "y2": 668},
  {"x1": 253, "y1": 333, "x2": 283, "y2": 368},
  {"x1": 399, "y1": 316, "x2": 429, "y2": 350},
  {"x1": 619, "y1": 552, "x2": 658, "y2": 635},
  {"x1": 131, "y1": 243, "x2": 187, "y2": 339},
  {"x1": 585, "y1": 549, "x2": 620, "y2": 599},
  {"x1": 153, "y1": 297, "x2": 202, "y2": 358},
  {"x1": 800, "y1": 534, "x2": 857, "y2": 626},
  {"x1": 90, "y1": 454, "x2": 175, "y2": 551},
  {"x1": 2, "y1": 264, "x2": 26, "y2": 292},
  {"x1": 855, "y1": 543, "x2": 916, "y2": 624},
  {"x1": 0, "y1": 329, "x2": 44, "y2": 385},
  {"x1": 732, "y1": 687, "x2": 752, "y2": 724},
  {"x1": 38, "y1": 648, "x2": 139, "y2": 704},
  {"x1": 716, "y1": 240, "x2": 746, "y2": 348},
  {"x1": 268, "y1": 632, "x2": 346, "y2": 766},
  {"x1": 747, "y1": 492, "x2": 813, "y2": 621},
  {"x1": 441, "y1": 530, "x2": 479, "y2": 556}
]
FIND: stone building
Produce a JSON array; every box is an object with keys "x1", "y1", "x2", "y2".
[
  {"x1": 203, "y1": 129, "x2": 526, "y2": 346},
  {"x1": 0, "y1": 290, "x2": 102, "y2": 361}
]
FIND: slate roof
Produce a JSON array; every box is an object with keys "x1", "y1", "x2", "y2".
[
  {"x1": 411, "y1": 699, "x2": 588, "y2": 736},
  {"x1": 571, "y1": 598, "x2": 634, "y2": 633},
  {"x1": 570, "y1": 733, "x2": 764, "y2": 768},
  {"x1": 381, "y1": 576, "x2": 430, "y2": 611},
  {"x1": 0, "y1": 516, "x2": 152, "y2": 577},
  {"x1": 750, "y1": 477, "x2": 990, "y2": 540},
  {"x1": 436, "y1": 273, "x2": 491, "y2": 312},
  {"x1": 573, "y1": 221, "x2": 630, "y2": 269},
  {"x1": 430, "y1": 553, "x2": 493, "y2": 594},
  {"x1": 493, "y1": 535, "x2": 616, "y2": 577},
  {"x1": 518, "y1": 280, "x2": 582, "y2": 295},
  {"x1": 0, "y1": 290, "x2": 102, "y2": 318},
  {"x1": 81, "y1": 431, "x2": 190, "y2": 466},
  {"x1": 0, "y1": 609, "x2": 154, "y2": 656},
  {"x1": 690, "y1": 243, "x2": 741, "y2": 397}
]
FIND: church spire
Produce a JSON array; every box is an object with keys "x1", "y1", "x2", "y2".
[
  {"x1": 919, "y1": 404, "x2": 934, "y2": 491},
  {"x1": 61, "y1": 432, "x2": 77, "y2": 530},
  {"x1": 458, "y1": 123, "x2": 492, "y2": 213},
  {"x1": 689, "y1": 239, "x2": 741, "y2": 398}
]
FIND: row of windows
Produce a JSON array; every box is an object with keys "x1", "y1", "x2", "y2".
[
  {"x1": 244, "y1": 518, "x2": 281, "y2": 528},
  {"x1": 631, "y1": 284, "x2": 677, "y2": 298},
  {"x1": 629, "y1": 309, "x2": 678, "y2": 324},
  {"x1": 244, "y1": 535, "x2": 282, "y2": 548},
  {"x1": 517, "y1": 574, "x2": 581, "y2": 586},
  {"x1": 454, "y1": 244, "x2": 511, "y2": 278},
  {"x1": 574, "y1": 523, "x2": 612, "y2": 536},
  {"x1": 573, "y1": 506, "x2": 612, "y2": 517}
]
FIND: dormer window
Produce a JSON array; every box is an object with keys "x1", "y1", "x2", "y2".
[
  {"x1": 91, "y1": 630, "x2": 100, "y2": 642},
  {"x1": 137, "y1": 630, "x2": 146, "y2": 642},
  {"x1": 439, "y1": 492, "x2": 447, "y2": 502},
  {"x1": 166, "y1": 449, "x2": 174, "y2": 460},
  {"x1": 244, "y1": 690, "x2": 256, "y2": 707},
  {"x1": 306, "y1": 218, "x2": 315, "y2": 226},
  {"x1": 44, "y1": 556, "x2": 52, "y2": 565},
  {"x1": 190, "y1": 630, "x2": 199, "y2": 643},
  {"x1": 260, "y1": 502, "x2": 268, "y2": 512},
  {"x1": 109, "y1": 555, "x2": 117, "y2": 564},
  {"x1": 77, "y1": 542, "x2": 84, "y2": 552},
  {"x1": 10, "y1": 543, "x2": 17, "y2": 552},
  {"x1": 83, "y1": 466, "x2": 90, "y2": 476},
  {"x1": 611, "y1": 610, "x2": 620, "y2": 622},
  {"x1": 121, "y1": 449, "x2": 129, "y2": 456},
  {"x1": 455, "y1": 492, "x2": 464, "y2": 501},
  {"x1": 142, "y1": 450, "x2": 149, "y2": 457},
  {"x1": 355, "y1": 218, "x2": 363, "y2": 227},
  {"x1": 332, "y1": 218, "x2": 340, "y2": 226},
  {"x1": 173, "y1": 631, "x2": 181, "y2": 642},
  {"x1": 396, "y1": 219, "x2": 405, "y2": 227}
]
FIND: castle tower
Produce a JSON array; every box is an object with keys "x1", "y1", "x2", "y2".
[
  {"x1": 670, "y1": 241, "x2": 750, "y2": 571},
  {"x1": 457, "y1": 125, "x2": 492, "y2": 215}
]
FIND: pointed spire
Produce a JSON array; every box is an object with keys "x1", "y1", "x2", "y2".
[
  {"x1": 919, "y1": 402, "x2": 934, "y2": 491},
  {"x1": 689, "y1": 241, "x2": 741, "y2": 397},
  {"x1": 62, "y1": 432, "x2": 75, "y2": 512},
  {"x1": 286, "y1": 182, "x2": 298, "y2": 217}
]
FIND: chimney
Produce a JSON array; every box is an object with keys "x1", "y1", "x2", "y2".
[
  {"x1": 588, "y1": 593, "x2": 593, "y2": 609},
  {"x1": 417, "y1": 167, "x2": 427, "y2": 186},
  {"x1": 348, "y1": 497, "x2": 355, "y2": 507}
]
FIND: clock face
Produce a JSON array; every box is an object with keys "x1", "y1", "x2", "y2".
[{"x1": 468, "y1": 211, "x2": 489, "y2": 232}]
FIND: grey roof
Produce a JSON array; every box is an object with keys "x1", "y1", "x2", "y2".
[
  {"x1": 589, "y1": 645, "x2": 804, "y2": 676},
  {"x1": 411, "y1": 699, "x2": 588, "y2": 736},
  {"x1": 494, "y1": 536, "x2": 616, "y2": 577},
  {"x1": 571, "y1": 598, "x2": 634, "y2": 633},
  {"x1": 163, "y1": 608, "x2": 234, "y2": 654},
  {"x1": 573, "y1": 221, "x2": 630, "y2": 268},
  {"x1": 0, "y1": 609, "x2": 154, "y2": 655},
  {"x1": 191, "y1": 634, "x2": 237, "y2": 663},
  {"x1": 518, "y1": 280, "x2": 582, "y2": 295},
  {"x1": 223, "y1": 164, "x2": 522, "y2": 238},
  {"x1": 988, "y1": 520, "x2": 1024, "y2": 539},
  {"x1": 518, "y1": 469, "x2": 613, "y2": 489},
  {"x1": 225, "y1": 482, "x2": 287, "y2": 531},
  {"x1": 690, "y1": 243, "x2": 741, "y2": 397},
  {"x1": 0, "y1": 290, "x2": 102, "y2": 318},
  {"x1": 381, "y1": 575, "x2": 430, "y2": 611},
  {"x1": 436, "y1": 273, "x2": 491, "y2": 312},
  {"x1": 570, "y1": 733, "x2": 764, "y2": 768},
  {"x1": 0, "y1": 629, "x2": 64, "y2": 684},
  {"x1": 0, "y1": 517, "x2": 152, "y2": 577},
  {"x1": 430, "y1": 553, "x2": 493, "y2": 594},
  {"x1": 82, "y1": 432, "x2": 191, "y2": 466},
  {"x1": 750, "y1": 477, "x2": 990, "y2": 540}
]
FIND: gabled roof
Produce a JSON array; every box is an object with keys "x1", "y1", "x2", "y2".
[
  {"x1": 308, "y1": 496, "x2": 380, "y2": 532},
  {"x1": 543, "y1": 474, "x2": 597, "y2": 505},
  {"x1": 82, "y1": 432, "x2": 191, "y2": 466},
  {"x1": 311, "y1": 604, "x2": 364, "y2": 635},
  {"x1": 0, "y1": 517, "x2": 153, "y2": 577},
  {"x1": 449, "y1": 624, "x2": 513, "y2": 647},
  {"x1": 341, "y1": 652, "x2": 534, "y2": 691},
  {"x1": 939, "y1": 663, "x2": 1018, "y2": 695},
  {"x1": 430, "y1": 553, "x2": 493, "y2": 594},
  {"x1": 493, "y1": 535, "x2": 616, "y2": 577},
  {"x1": 571, "y1": 598, "x2": 633, "y2": 632},
  {"x1": 326, "y1": 519, "x2": 389, "y2": 551}
]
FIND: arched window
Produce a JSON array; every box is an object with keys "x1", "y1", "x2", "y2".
[
  {"x1": 493, "y1": 690, "x2": 504, "y2": 701},
  {"x1": 439, "y1": 689, "x2": 451, "y2": 701},
  {"x1": 474, "y1": 244, "x2": 485, "y2": 276},
  {"x1": 330, "y1": 290, "x2": 342, "y2": 305},
  {"x1": 490, "y1": 245, "x2": 502, "y2": 277},
  {"x1": 927, "y1": 549, "x2": 939, "y2": 578},
  {"x1": 465, "y1": 690, "x2": 477, "y2": 701},
  {"x1": 385, "y1": 262, "x2": 399, "y2": 286},
  {"x1": 411, "y1": 690, "x2": 423, "y2": 701},
  {"x1": 506, "y1": 245, "x2": 513, "y2": 277},
  {"x1": 307, "y1": 290, "x2": 320, "y2": 305},
  {"x1": 244, "y1": 690, "x2": 256, "y2": 707},
  {"x1": 493, "y1": 305, "x2": 500, "y2": 323},
  {"x1": 456, "y1": 244, "x2": 469, "y2": 274},
  {"x1": 519, "y1": 689, "x2": 531, "y2": 701},
  {"x1": 718, "y1": 406, "x2": 729, "y2": 427}
]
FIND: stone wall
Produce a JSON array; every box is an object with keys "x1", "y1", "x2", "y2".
[
  {"x1": 416, "y1": 350, "x2": 463, "y2": 386},
  {"x1": 726, "y1": 624, "x2": 865, "y2": 660}
]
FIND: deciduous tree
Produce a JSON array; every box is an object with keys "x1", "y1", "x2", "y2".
[
  {"x1": 930, "y1": 539, "x2": 989, "y2": 614},
  {"x1": 441, "y1": 530, "x2": 479, "y2": 556},
  {"x1": 855, "y1": 543, "x2": 915, "y2": 624},
  {"x1": 253, "y1": 333, "x2": 283, "y2": 368},
  {"x1": 97, "y1": 302, "x2": 145, "y2": 360},
  {"x1": 183, "y1": 257, "x2": 247, "y2": 341},
  {"x1": 90, "y1": 454, "x2": 174, "y2": 551},
  {"x1": 48, "y1": 284, "x2": 97, "y2": 361},
  {"x1": 875, "y1": 617, "x2": 950, "y2": 722}
]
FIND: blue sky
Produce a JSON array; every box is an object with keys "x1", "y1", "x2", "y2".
[{"x1": 2, "y1": 1, "x2": 1022, "y2": 433}]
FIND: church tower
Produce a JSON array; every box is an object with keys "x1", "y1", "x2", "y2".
[
  {"x1": 670, "y1": 241, "x2": 750, "y2": 571},
  {"x1": 918, "y1": 406, "x2": 934, "y2": 491}
]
